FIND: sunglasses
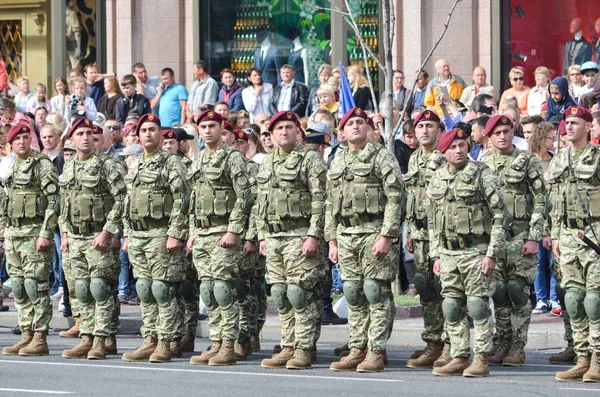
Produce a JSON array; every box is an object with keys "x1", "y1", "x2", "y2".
[
  {"x1": 106, "y1": 125, "x2": 120, "y2": 130},
  {"x1": 512, "y1": 77, "x2": 524, "y2": 82},
  {"x1": 242, "y1": 128, "x2": 255, "y2": 135},
  {"x1": 0, "y1": 106, "x2": 6, "y2": 111}
]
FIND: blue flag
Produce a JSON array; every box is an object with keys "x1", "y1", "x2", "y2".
[{"x1": 339, "y1": 61, "x2": 356, "y2": 114}]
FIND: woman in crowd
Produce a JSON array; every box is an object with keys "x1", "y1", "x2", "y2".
[
  {"x1": 243, "y1": 123, "x2": 267, "y2": 164},
  {"x1": 500, "y1": 67, "x2": 530, "y2": 115},
  {"x1": 51, "y1": 77, "x2": 69, "y2": 117},
  {"x1": 242, "y1": 67, "x2": 273, "y2": 122},
  {"x1": 527, "y1": 66, "x2": 551, "y2": 116},
  {"x1": 346, "y1": 65, "x2": 372, "y2": 110},
  {"x1": 13, "y1": 76, "x2": 33, "y2": 113},
  {"x1": 307, "y1": 64, "x2": 333, "y2": 115},
  {"x1": 180, "y1": 123, "x2": 202, "y2": 157},
  {"x1": 96, "y1": 75, "x2": 123, "y2": 120},
  {"x1": 567, "y1": 64, "x2": 583, "y2": 99},
  {"x1": 218, "y1": 68, "x2": 245, "y2": 111},
  {"x1": 0, "y1": 98, "x2": 40, "y2": 150}
]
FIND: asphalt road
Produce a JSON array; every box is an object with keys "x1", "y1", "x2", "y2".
[{"x1": 0, "y1": 331, "x2": 598, "y2": 397}]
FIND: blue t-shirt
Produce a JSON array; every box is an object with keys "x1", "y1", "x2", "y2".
[{"x1": 158, "y1": 83, "x2": 189, "y2": 127}]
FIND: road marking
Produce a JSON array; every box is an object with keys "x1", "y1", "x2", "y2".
[
  {"x1": 559, "y1": 388, "x2": 600, "y2": 392},
  {"x1": 0, "y1": 388, "x2": 72, "y2": 395},
  {"x1": 0, "y1": 359, "x2": 404, "y2": 383}
]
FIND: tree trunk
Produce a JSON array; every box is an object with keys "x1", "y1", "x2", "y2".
[{"x1": 381, "y1": 0, "x2": 394, "y2": 152}]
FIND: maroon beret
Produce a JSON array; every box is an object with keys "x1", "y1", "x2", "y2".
[
  {"x1": 267, "y1": 111, "x2": 301, "y2": 132},
  {"x1": 197, "y1": 110, "x2": 224, "y2": 125},
  {"x1": 339, "y1": 107, "x2": 371, "y2": 130},
  {"x1": 92, "y1": 124, "x2": 103, "y2": 135},
  {"x1": 484, "y1": 114, "x2": 514, "y2": 136},
  {"x1": 234, "y1": 129, "x2": 248, "y2": 142},
  {"x1": 223, "y1": 120, "x2": 234, "y2": 132},
  {"x1": 135, "y1": 113, "x2": 161, "y2": 134},
  {"x1": 563, "y1": 106, "x2": 593, "y2": 123},
  {"x1": 559, "y1": 120, "x2": 567, "y2": 136},
  {"x1": 162, "y1": 128, "x2": 177, "y2": 140},
  {"x1": 67, "y1": 117, "x2": 93, "y2": 138},
  {"x1": 414, "y1": 110, "x2": 441, "y2": 126},
  {"x1": 123, "y1": 124, "x2": 136, "y2": 137},
  {"x1": 438, "y1": 128, "x2": 471, "y2": 154},
  {"x1": 7, "y1": 121, "x2": 33, "y2": 143}
]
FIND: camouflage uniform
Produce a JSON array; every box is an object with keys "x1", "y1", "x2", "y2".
[
  {"x1": 484, "y1": 148, "x2": 546, "y2": 360},
  {"x1": 428, "y1": 160, "x2": 506, "y2": 359}
]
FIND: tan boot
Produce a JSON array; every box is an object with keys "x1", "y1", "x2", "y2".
[
  {"x1": 410, "y1": 348, "x2": 426, "y2": 360},
  {"x1": 433, "y1": 343, "x2": 452, "y2": 368},
  {"x1": 122, "y1": 336, "x2": 158, "y2": 362},
  {"x1": 463, "y1": 353, "x2": 489, "y2": 377},
  {"x1": 357, "y1": 350, "x2": 385, "y2": 373},
  {"x1": 556, "y1": 356, "x2": 591, "y2": 382},
  {"x1": 272, "y1": 344, "x2": 282, "y2": 355},
  {"x1": 235, "y1": 339, "x2": 248, "y2": 360},
  {"x1": 18, "y1": 332, "x2": 49, "y2": 356},
  {"x1": 261, "y1": 346, "x2": 295, "y2": 369},
  {"x1": 310, "y1": 345, "x2": 317, "y2": 363},
  {"x1": 209, "y1": 339, "x2": 236, "y2": 366},
  {"x1": 105, "y1": 335, "x2": 118, "y2": 355},
  {"x1": 432, "y1": 356, "x2": 470, "y2": 376},
  {"x1": 333, "y1": 343, "x2": 350, "y2": 357},
  {"x1": 2, "y1": 331, "x2": 33, "y2": 356},
  {"x1": 502, "y1": 342, "x2": 525, "y2": 366},
  {"x1": 170, "y1": 340, "x2": 182, "y2": 358},
  {"x1": 330, "y1": 347, "x2": 367, "y2": 372},
  {"x1": 62, "y1": 334, "x2": 93, "y2": 359},
  {"x1": 250, "y1": 335, "x2": 260, "y2": 352},
  {"x1": 181, "y1": 334, "x2": 195, "y2": 353},
  {"x1": 550, "y1": 345, "x2": 577, "y2": 365},
  {"x1": 190, "y1": 341, "x2": 221, "y2": 365},
  {"x1": 149, "y1": 339, "x2": 171, "y2": 363},
  {"x1": 584, "y1": 352, "x2": 600, "y2": 383},
  {"x1": 59, "y1": 316, "x2": 81, "y2": 338},
  {"x1": 87, "y1": 336, "x2": 106, "y2": 360},
  {"x1": 487, "y1": 339, "x2": 511, "y2": 366},
  {"x1": 286, "y1": 348, "x2": 312, "y2": 370},
  {"x1": 406, "y1": 343, "x2": 443, "y2": 369}
]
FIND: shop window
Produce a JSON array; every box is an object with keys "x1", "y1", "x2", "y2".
[{"x1": 0, "y1": 20, "x2": 23, "y2": 81}]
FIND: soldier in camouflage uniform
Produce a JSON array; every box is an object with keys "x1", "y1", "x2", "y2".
[
  {"x1": 326, "y1": 108, "x2": 404, "y2": 373},
  {"x1": 2, "y1": 122, "x2": 59, "y2": 356},
  {"x1": 549, "y1": 107, "x2": 600, "y2": 382},
  {"x1": 121, "y1": 114, "x2": 190, "y2": 363},
  {"x1": 187, "y1": 111, "x2": 252, "y2": 366},
  {"x1": 482, "y1": 115, "x2": 546, "y2": 367},
  {"x1": 404, "y1": 110, "x2": 448, "y2": 369},
  {"x1": 58, "y1": 118, "x2": 127, "y2": 360},
  {"x1": 429, "y1": 129, "x2": 506, "y2": 378},
  {"x1": 256, "y1": 111, "x2": 327, "y2": 370}
]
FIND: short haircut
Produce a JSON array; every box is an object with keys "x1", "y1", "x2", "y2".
[
  {"x1": 393, "y1": 69, "x2": 404, "y2": 76},
  {"x1": 402, "y1": 119, "x2": 414, "y2": 135},
  {"x1": 72, "y1": 76, "x2": 86, "y2": 87},
  {"x1": 593, "y1": 111, "x2": 600, "y2": 123},
  {"x1": 416, "y1": 69, "x2": 429, "y2": 79},
  {"x1": 508, "y1": 66, "x2": 524, "y2": 79},
  {"x1": 327, "y1": 77, "x2": 340, "y2": 86},
  {"x1": 473, "y1": 115, "x2": 491, "y2": 131},
  {"x1": 280, "y1": 64, "x2": 294, "y2": 72},
  {"x1": 470, "y1": 93, "x2": 495, "y2": 112},
  {"x1": 132, "y1": 63, "x2": 145, "y2": 71},
  {"x1": 521, "y1": 115, "x2": 544, "y2": 126},
  {"x1": 534, "y1": 66, "x2": 552, "y2": 82},
  {"x1": 194, "y1": 60, "x2": 209, "y2": 72},
  {"x1": 121, "y1": 74, "x2": 136, "y2": 86},
  {"x1": 161, "y1": 67, "x2": 174, "y2": 77},
  {"x1": 34, "y1": 106, "x2": 48, "y2": 114},
  {"x1": 214, "y1": 101, "x2": 229, "y2": 110},
  {"x1": 220, "y1": 68, "x2": 233, "y2": 78},
  {"x1": 454, "y1": 121, "x2": 472, "y2": 137},
  {"x1": 16, "y1": 76, "x2": 29, "y2": 85},
  {"x1": 316, "y1": 85, "x2": 334, "y2": 97},
  {"x1": 0, "y1": 98, "x2": 15, "y2": 111},
  {"x1": 84, "y1": 63, "x2": 98, "y2": 74},
  {"x1": 40, "y1": 123, "x2": 58, "y2": 136}
]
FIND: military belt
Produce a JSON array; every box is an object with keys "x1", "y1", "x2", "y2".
[
  {"x1": 443, "y1": 235, "x2": 488, "y2": 250},
  {"x1": 129, "y1": 218, "x2": 170, "y2": 231},
  {"x1": 7, "y1": 217, "x2": 43, "y2": 228},
  {"x1": 266, "y1": 218, "x2": 310, "y2": 233},
  {"x1": 71, "y1": 222, "x2": 104, "y2": 235},
  {"x1": 340, "y1": 214, "x2": 382, "y2": 228},
  {"x1": 194, "y1": 217, "x2": 229, "y2": 229},
  {"x1": 566, "y1": 218, "x2": 587, "y2": 229}
]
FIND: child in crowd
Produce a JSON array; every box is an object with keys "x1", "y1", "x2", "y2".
[{"x1": 26, "y1": 83, "x2": 52, "y2": 114}]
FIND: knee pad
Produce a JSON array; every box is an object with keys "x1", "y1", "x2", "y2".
[
  {"x1": 492, "y1": 280, "x2": 510, "y2": 308},
  {"x1": 287, "y1": 284, "x2": 308, "y2": 310},
  {"x1": 11, "y1": 277, "x2": 26, "y2": 304},
  {"x1": 199, "y1": 281, "x2": 218, "y2": 310},
  {"x1": 364, "y1": 279, "x2": 384, "y2": 305},
  {"x1": 214, "y1": 280, "x2": 235, "y2": 308},
  {"x1": 24, "y1": 278, "x2": 38, "y2": 301},
  {"x1": 343, "y1": 280, "x2": 365, "y2": 308},
  {"x1": 584, "y1": 292, "x2": 600, "y2": 324},
  {"x1": 555, "y1": 282, "x2": 566, "y2": 304},
  {"x1": 442, "y1": 297, "x2": 465, "y2": 324},
  {"x1": 90, "y1": 277, "x2": 110, "y2": 302},
  {"x1": 75, "y1": 278, "x2": 93, "y2": 305},
  {"x1": 271, "y1": 283, "x2": 292, "y2": 312},
  {"x1": 235, "y1": 279, "x2": 248, "y2": 303},
  {"x1": 179, "y1": 279, "x2": 196, "y2": 302},
  {"x1": 565, "y1": 290, "x2": 587, "y2": 323},
  {"x1": 413, "y1": 273, "x2": 434, "y2": 303},
  {"x1": 136, "y1": 278, "x2": 154, "y2": 305},
  {"x1": 467, "y1": 296, "x2": 489, "y2": 322},
  {"x1": 507, "y1": 278, "x2": 530, "y2": 308},
  {"x1": 152, "y1": 280, "x2": 173, "y2": 306}
]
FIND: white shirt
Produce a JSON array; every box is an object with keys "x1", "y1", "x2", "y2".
[{"x1": 277, "y1": 80, "x2": 295, "y2": 112}]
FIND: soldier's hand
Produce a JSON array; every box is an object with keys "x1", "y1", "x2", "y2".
[
  {"x1": 220, "y1": 232, "x2": 239, "y2": 248},
  {"x1": 372, "y1": 236, "x2": 392, "y2": 258},
  {"x1": 166, "y1": 236, "x2": 183, "y2": 252},
  {"x1": 552, "y1": 239, "x2": 560, "y2": 259},
  {"x1": 542, "y1": 236, "x2": 552, "y2": 251},
  {"x1": 36, "y1": 236, "x2": 52, "y2": 252},
  {"x1": 111, "y1": 237, "x2": 121, "y2": 252},
  {"x1": 406, "y1": 235, "x2": 414, "y2": 253},
  {"x1": 328, "y1": 240, "x2": 338, "y2": 264},
  {"x1": 302, "y1": 236, "x2": 319, "y2": 257},
  {"x1": 187, "y1": 236, "x2": 195, "y2": 252},
  {"x1": 481, "y1": 256, "x2": 496, "y2": 276},
  {"x1": 521, "y1": 240, "x2": 539, "y2": 257},
  {"x1": 60, "y1": 234, "x2": 69, "y2": 253},
  {"x1": 92, "y1": 230, "x2": 111, "y2": 251},
  {"x1": 122, "y1": 237, "x2": 129, "y2": 253},
  {"x1": 243, "y1": 241, "x2": 256, "y2": 257},
  {"x1": 259, "y1": 240, "x2": 267, "y2": 257},
  {"x1": 433, "y1": 259, "x2": 441, "y2": 277}
]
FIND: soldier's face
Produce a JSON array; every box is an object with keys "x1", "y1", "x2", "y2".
[
  {"x1": 138, "y1": 122, "x2": 162, "y2": 153},
  {"x1": 71, "y1": 127, "x2": 95, "y2": 156},
  {"x1": 272, "y1": 121, "x2": 298, "y2": 151},
  {"x1": 199, "y1": 120, "x2": 223, "y2": 148},
  {"x1": 565, "y1": 117, "x2": 591, "y2": 144},
  {"x1": 415, "y1": 121, "x2": 441, "y2": 147},
  {"x1": 488, "y1": 125, "x2": 514, "y2": 153},
  {"x1": 221, "y1": 130, "x2": 236, "y2": 146},
  {"x1": 92, "y1": 134, "x2": 104, "y2": 153},
  {"x1": 11, "y1": 133, "x2": 32, "y2": 158},
  {"x1": 343, "y1": 117, "x2": 369, "y2": 145},
  {"x1": 162, "y1": 138, "x2": 178, "y2": 153},
  {"x1": 444, "y1": 140, "x2": 469, "y2": 167}
]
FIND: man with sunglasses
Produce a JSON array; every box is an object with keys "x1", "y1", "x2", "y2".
[{"x1": 104, "y1": 120, "x2": 126, "y2": 159}]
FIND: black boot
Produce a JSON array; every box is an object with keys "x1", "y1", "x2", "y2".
[{"x1": 322, "y1": 307, "x2": 348, "y2": 325}]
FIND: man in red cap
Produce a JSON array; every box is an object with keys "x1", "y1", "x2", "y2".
[
  {"x1": 404, "y1": 109, "x2": 449, "y2": 369},
  {"x1": 482, "y1": 114, "x2": 547, "y2": 368},
  {"x1": 1, "y1": 122, "x2": 59, "y2": 357},
  {"x1": 59, "y1": 117, "x2": 127, "y2": 360},
  {"x1": 326, "y1": 107, "x2": 404, "y2": 373},
  {"x1": 121, "y1": 113, "x2": 190, "y2": 364},
  {"x1": 187, "y1": 109, "x2": 253, "y2": 366},
  {"x1": 428, "y1": 129, "x2": 506, "y2": 378},
  {"x1": 549, "y1": 106, "x2": 600, "y2": 382},
  {"x1": 255, "y1": 110, "x2": 327, "y2": 370}
]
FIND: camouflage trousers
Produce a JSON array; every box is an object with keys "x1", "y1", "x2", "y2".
[
  {"x1": 61, "y1": 252, "x2": 80, "y2": 318},
  {"x1": 338, "y1": 232, "x2": 398, "y2": 352},
  {"x1": 413, "y1": 239, "x2": 444, "y2": 344},
  {"x1": 5, "y1": 234, "x2": 53, "y2": 333},
  {"x1": 193, "y1": 232, "x2": 239, "y2": 342},
  {"x1": 551, "y1": 255, "x2": 573, "y2": 345},
  {"x1": 129, "y1": 235, "x2": 184, "y2": 340},
  {"x1": 238, "y1": 250, "x2": 259, "y2": 341},
  {"x1": 173, "y1": 256, "x2": 199, "y2": 340},
  {"x1": 108, "y1": 250, "x2": 121, "y2": 337},
  {"x1": 265, "y1": 235, "x2": 322, "y2": 350},
  {"x1": 492, "y1": 234, "x2": 537, "y2": 345},
  {"x1": 440, "y1": 247, "x2": 495, "y2": 357},
  {"x1": 255, "y1": 257, "x2": 268, "y2": 336}
]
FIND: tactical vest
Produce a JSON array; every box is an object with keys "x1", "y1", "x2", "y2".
[
  {"x1": 404, "y1": 150, "x2": 444, "y2": 230},
  {"x1": 5, "y1": 154, "x2": 48, "y2": 222},
  {"x1": 496, "y1": 152, "x2": 534, "y2": 223}
]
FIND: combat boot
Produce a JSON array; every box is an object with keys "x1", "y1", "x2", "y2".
[
  {"x1": 286, "y1": 348, "x2": 312, "y2": 370},
  {"x1": 235, "y1": 339, "x2": 249, "y2": 360},
  {"x1": 556, "y1": 356, "x2": 591, "y2": 382},
  {"x1": 170, "y1": 340, "x2": 182, "y2": 358},
  {"x1": 59, "y1": 316, "x2": 81, "y2": 338},
  {"x1": 122, "y1": 335, "x2": 158, "y2": 362},
  {"x1": 2, "y1": 331, "x2": 33, "y2": 356},
  {"x1": 190, "y1": 341, "x2": 221, "y2": 365},
  {"x1": 330, "y1": 347, "x2": 367, "y2": 372},
  {"x1": 406, "y1": 343, "x2": 443, "y2": 369},
  {"x1": 311, "y1": 345, "x2": 317, "y2": 363},
  {"x1": 433, "y1": 343, "x2": 452, "y2": 368},
  {"x1": 250, "y1": 335, "x2": 260, "y2": 352},
  {"x1": 105, "y1": 335, "x2": 118, "y2": 355},
  {"x1": 149, "y1": 339, "x2": 171, "y2": 363},
  {"x1": 272, "y1": 344, "x2": 282, "y2": 355},
  {"x1": 181, "y1": 334, "x2": 195, "y2": 352},
  {"x1": 333, "y1": 343, "x2": 349, "y2": 357},
  {"x1": 487, "y1": 339, "x2": 511, "y2": 366},
  {"x1": 357, "y1": 350, "x2": 385, "y2": 373},
  {"x1": 209, "y1": 339, "x2": 236, "y2": 366},
  {"x1": 410, "y1": 348, "x2": 426, "y2": 360},
  {"x1": 261, "y1": 346, "x2": 294, "y2": 369},
  {"x1": 87, "y1": 336, "x2": 106, "y2": 360},
  {"x1": 502, "y1": 341, "x2": 525, "y2": 366},
  {"x1": 550, "y1": 345, "x2": 577, "y2": 364},
  {"x1": 432, "y1": 356, "x2": 470, "y2": 376},
  {"x1": 62, "y1": 334, "x2": 93, "y2": 359},
  {"x1": 18, "y1": 332, "x2": 49, "y2": 356},
  {"x1": 463, "y1": 353, "x2": 489, "y2": 377},
  {"x1": 584, "y1": 352, "x2": 600, "y2": 383}
]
